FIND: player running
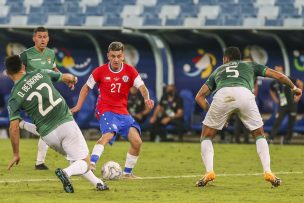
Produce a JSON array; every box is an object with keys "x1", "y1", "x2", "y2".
[
  {"x1": 71, "y1": 41, "x2": 154, "y2": 179},
  {"x1": 5, "y1": 55, "x2": 109, "y2": 193},
  {"x1": 195, "y1": 47, "x2": 302, "y2": 188}
]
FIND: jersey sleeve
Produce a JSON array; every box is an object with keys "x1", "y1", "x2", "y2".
[
  {"x1": 40, "y1": 69, "x2": 62, "y2": 82},
  {"x1": 251, "y1": 62, "x2": 267, "y2": 77},
  {"x1": 8, "y1": 98, "x2": 22, "y2": 121},
  {"x1": 204, "y1": 71, "x2": 216, "y2": 91},
  {"x1": 19, "y1": 51, "x2": 27, "y2": 67},
  {"x1": 133, "y1": 75, "x2": 144, "y2": 88},
  {"x1": 86, "y1": 74, "x2": 96, "y2": 89},
  {"x1": 129, "y1": 66, "x2": 140, "y2": 85}
]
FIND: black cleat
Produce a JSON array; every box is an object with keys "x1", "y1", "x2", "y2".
[
  {"x1": 55, "y1": 168, "x2": 74, "y2": 193},
  {"x1": 35, "y1": 163, "x2": 49, "y2": 170},
  {"x1": 96, "y1": 182, "x2": 109, "y2": 191}
]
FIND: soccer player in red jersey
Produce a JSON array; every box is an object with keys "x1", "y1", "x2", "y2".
[{"x1": 71, "y1": 41, "x2": 154, "y2": 178}]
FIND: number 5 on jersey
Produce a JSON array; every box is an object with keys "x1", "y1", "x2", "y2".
[{"x1": 226, "y1": 66, "x2": 239, "y2": 78}]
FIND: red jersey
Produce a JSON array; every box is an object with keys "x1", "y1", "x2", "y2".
[{"x1": 88, "y1": 63, "x2": 139, "y2": 115}]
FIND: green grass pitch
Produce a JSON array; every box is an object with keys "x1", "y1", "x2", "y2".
[{"x1": 0, "y1": 139, "x2": 303, "y2": 203}]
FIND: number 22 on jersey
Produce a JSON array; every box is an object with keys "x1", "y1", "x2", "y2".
[{"x1": 26, "y1": 83, "x2": 62, "y2": 116}]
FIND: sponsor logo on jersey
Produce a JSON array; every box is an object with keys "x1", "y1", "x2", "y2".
[
  {"x1": 122, "y1": 75, "x2": 129, "y2": 82},
  {"x1": 114, "y1": 77, "x2": 120, "y2": 81},
  {"x1": 30, "y1": 58, "x2": 42, "y2": 61}
]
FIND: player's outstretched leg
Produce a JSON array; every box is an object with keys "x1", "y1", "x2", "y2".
[
  {"x1": 91, "y1": 133, "x2": 115, "y2": 171},
  {"x1": 55, "y1": 168, "x2": 74, "y2": 193},
  {"x1": 264, "y1": 171, "x2": 282, "y2": 188},
  {"x1": 82, "y1": 170, "x2": 110, "y2": 191},
  {"x1": 90, "y1": 143, "x2": 104, "y2": 171}
]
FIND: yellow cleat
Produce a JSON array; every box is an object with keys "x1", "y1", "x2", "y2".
[
  {"x1": 264, "y1": 171, "x2": 282, "y2": 188},
  {"x1": 196, "y1": 171, "x2": 216, "y2": 187}
]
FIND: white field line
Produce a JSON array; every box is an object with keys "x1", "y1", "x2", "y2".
[{"x1": 0, "y1": 171, "x2": 302, "y2": 183}]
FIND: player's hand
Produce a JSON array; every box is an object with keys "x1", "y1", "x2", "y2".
[
  {"x1": 68, "y1": 76, "x2": 78, "y2": 90},
  {"x1": 7, "y1": 154, "x2": 20, "y2": 170},
  {"x1": 292, "y1": 87, "x2": 302, "y2": 102},
  {"x1": 68, "y1": 83, "x2": 75, "y2": 91},
  {"x1": 149, "y1": 116, "x2": 156, "y2": 124},
  {"x1": 161, "y1": 117, "x2": 171, "y2": 125},
  {"x1": 145, "y1": 99, "x2": 154, "y2": 109},
  {"x1": 70, "y1": 106, "x2": 80, "y2": 114}
]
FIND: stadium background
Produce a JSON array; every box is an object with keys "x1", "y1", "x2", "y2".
[{"x1": 0, "y1": 0, "x2": 304, "y2": 139}]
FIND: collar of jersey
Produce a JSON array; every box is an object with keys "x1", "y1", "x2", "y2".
[
  {"x1": 14, "y1": 73, "x2": 27, "y2": 84},
  {"x1": 108, "y1": 63, "x2": 123, "y2": 73}
]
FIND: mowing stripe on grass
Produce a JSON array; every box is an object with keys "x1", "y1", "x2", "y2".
[{"x1": 0, "y1": 171, "x2": 302, "y2": 183}]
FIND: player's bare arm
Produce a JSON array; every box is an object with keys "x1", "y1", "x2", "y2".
[
  {"x1": 138, "y1": 85, "x2": 154, "y2": 110},
  {"x1": 150, "y1": 105, "x2": 163, "y2": 124},
  {"x1": 70, "y1": 84, "x2": 91, "y2": 114},
  {"x1": 7, "y1": 119, "x2": 21, "y2": 170},
  {"x1": 195, "y1": 84, "x2": 211, "y2": 111},
  {"x1": 265, "y1": 68, "x2": 302, "y2": 101},
  {"x1": 52, "y1": 67, "x2": 60, "y2": 72}
]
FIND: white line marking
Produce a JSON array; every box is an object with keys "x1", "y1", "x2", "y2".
[
  {"x1": 0, "y1": 171, "x2": 302, "y2": 183},
  {"x1": 140, "y1": 171, "x2": 304, "y2": 180}
]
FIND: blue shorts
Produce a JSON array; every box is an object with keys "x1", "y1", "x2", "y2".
[{"x1": 98, "y1": 112, "x2": 141, "y2": 145}]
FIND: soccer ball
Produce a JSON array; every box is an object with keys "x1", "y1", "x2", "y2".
[{"x1": 101, "y1": 161, "x2": 122, "y2": 180}]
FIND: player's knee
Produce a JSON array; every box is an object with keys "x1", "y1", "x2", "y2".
[
  {"x1": 251, "y1": 127, "x2": 264, "y2": 138},
  {"x1": 201, "y1": 125, "x2": 217, "y2": 139},
  {"x1": 131, "y1": 138, "x2": 142, "y2": 150}
]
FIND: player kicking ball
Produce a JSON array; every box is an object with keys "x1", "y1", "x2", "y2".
[
  {"x1": 71, "y1": 41, "x2": 154, "y2": 179},
  {"x1": 5, "y1": 55, "x2": 109, "y2": 193},
  {"x1": 195, "y1": 47, "x2": 302, "y2": 188}
]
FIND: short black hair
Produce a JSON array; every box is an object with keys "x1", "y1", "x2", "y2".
[
  {"x1": 33, "y1": 26, "x2": 48, "y2": 35},
  {"x1": 5, "y1": 55, "x2": 22, "y2": 75},
  {"x1": 224, "y1": 47, "x2": 241, "y2": 61},
  {"x1": 108, "y1": 41, "x2": 124, "y2": 52}
]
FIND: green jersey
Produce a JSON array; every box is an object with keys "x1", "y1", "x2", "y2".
[
  {"x1": 20, "y1": 47, "x2": 56, "y2": 72},
  {"x1": 205, "y1": 61, "x2": 267, "y2": 93},
  {"x1": 7, "y1": 70, "x2": 73, "y2": 136}
]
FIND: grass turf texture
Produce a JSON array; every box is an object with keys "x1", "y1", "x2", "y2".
[{"x1": 0, "y1": 139, "x2": 303, "y2": 203}]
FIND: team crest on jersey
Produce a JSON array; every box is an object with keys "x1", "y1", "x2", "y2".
[
  {"x1": 47, "y1": 56, "x2": 51, "y2": 64},
  {"x1": 122, "y1": 75, "x2": 129, "y2": 82}
]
